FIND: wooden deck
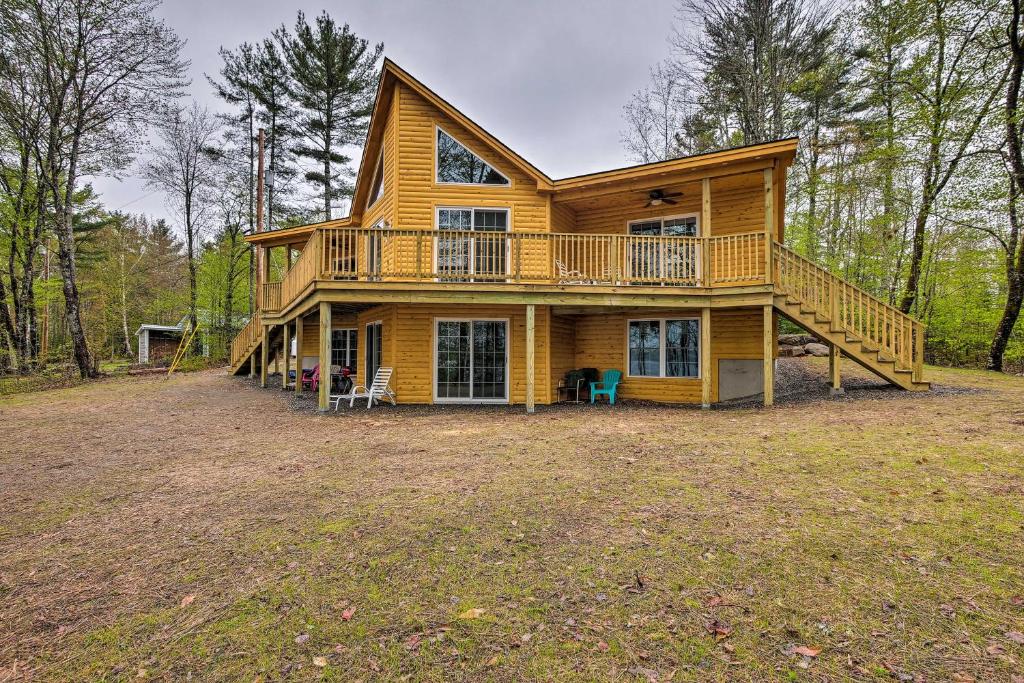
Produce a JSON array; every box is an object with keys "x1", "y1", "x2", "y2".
[
  {"x1": 256, "y1": 226, "x2": 768, "y2": 313},
  {"x1": 229, "y1": 229, "x2": 926, "y2": 400}
]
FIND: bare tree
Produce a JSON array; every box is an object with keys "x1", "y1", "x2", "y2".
[
  {"x1": 0, "y1": 0, "x2": 186, "y2": 377},
  {"x1": 673, "y1": 0, "x2": 837, "y2": 145},
  {"x1": 143, "y1": 104, "x2": 221, "y2": 343},
  {"x1": 621, "y1": 63, "x2": 691, "y2": 163}
]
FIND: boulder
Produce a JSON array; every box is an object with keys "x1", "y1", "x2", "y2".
[
  {"x1": 777, "y1": 345, "x2": 805, "y2": 358},
  {"x1": 779, "y1": 333, "x2": 816, "y2": 346},
  {"x1": 804, "y1": 342, "x2": 830, "y2": 357}
]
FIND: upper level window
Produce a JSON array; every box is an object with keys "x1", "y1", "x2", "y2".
[
  {"x1": 436, "y1": 127, "x2": 510, "y2": 186},
  {"x1": 368, "y1": 150, "x2": 384, "y2": 207},
  {"x1": 628, "y1": 214, "x2": 698, "y2": 237}
]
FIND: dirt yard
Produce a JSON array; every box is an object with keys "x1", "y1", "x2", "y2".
[{"x1": 1, "y1": 361, "x2": 1022, "y2": 682}]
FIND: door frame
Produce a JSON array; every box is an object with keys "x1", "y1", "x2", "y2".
[
  {"x1": 432, "y1": 317, "x2": 511, "y2": 404},
  {"x1": 432, "y1": 206, "x2": 512, "y2": 282}
]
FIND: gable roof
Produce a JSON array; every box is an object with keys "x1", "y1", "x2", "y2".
[
  {"x1": 349, "y1": 59, "x2": 554, "y2": 216},
  {"x1": 249, "y1": 60, "x2": 797, "y2": 243}
]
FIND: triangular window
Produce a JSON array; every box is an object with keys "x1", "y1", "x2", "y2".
[
  {"x1": 436, "y1": 128, "x2": 510, "y2": 185},
  {"x1": 368, "y1": 150, "x2": 384, "y2": 207}
]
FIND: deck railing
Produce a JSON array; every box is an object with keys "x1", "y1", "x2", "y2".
[
  {"x1": 773, "y1": 243, "x2": 925, "y2": 381},
  {"x1": 261, "y1": 282, "x2": 281, "y2": 311},
  {"x1": 257, "y1": 227, "x2": 769, "y2": 314},
  {"x1": 229, "y1": 309, "x2": 262, "y2": 370}
]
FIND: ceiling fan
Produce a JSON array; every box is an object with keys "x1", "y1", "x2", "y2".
[{"x1": 641, "y1": 188, "x2": 683, "y2": 207}]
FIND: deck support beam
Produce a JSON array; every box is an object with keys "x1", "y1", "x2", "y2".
[
  {"x1": 763, "y1": 305, "x2": 774, "y2": 407},
  {"x1": 318, "y1": 302, "x2": 331, "y2": 412},
  {"x1": 249, "y1": 353, "x2": 256, "y2": 378},
  {"x1": 701, "y1": 307, "x2": 712, "y2": 408},
  {"x1": 295, "y1": 315, "x2": 304, "y2": 394},
  {"x1": 525, "y1": 304, "x2": 536, "y2": 413},
  {"x1": 260, "y1": 325, "x2": 269, "y2": 388},
  {"x1": 829, "y1": 344, "x2": 844, "y2": 396}
]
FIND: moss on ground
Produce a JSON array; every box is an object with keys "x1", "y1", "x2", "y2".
[{"x1": 0, "y1": 361, "x2": 1022, "y2": 680}]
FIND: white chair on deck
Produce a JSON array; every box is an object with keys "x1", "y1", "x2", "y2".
[
  {"x1": 555, "y1": 258, "x2": 590, "y2": 285},
  {"x1": 346, "y1": 367, "x2": 396, "y2": 409}
]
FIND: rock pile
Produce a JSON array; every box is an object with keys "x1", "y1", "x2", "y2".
[{"x1": 778, "y1": 334, "x2": 830, "y2": 357}]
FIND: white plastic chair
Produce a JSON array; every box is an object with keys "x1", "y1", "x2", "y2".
[
  {"x1": 555, "y1": 258, "x2": 589, "y2": 284},
  {"x1": 346, "y1": 367, "x2": 396, "y2": 409}
]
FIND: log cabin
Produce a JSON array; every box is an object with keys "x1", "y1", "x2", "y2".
[{"x1": 230, "y1": 59, "x2": 928, "y2": 411}]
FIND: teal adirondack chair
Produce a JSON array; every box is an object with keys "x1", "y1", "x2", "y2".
[{"x1": 590, "y1": 369, "x2": 622, "y2": 405}]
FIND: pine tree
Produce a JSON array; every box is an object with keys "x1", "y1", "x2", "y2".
[{"x1": 276, "y1": 11, "x2": 382, "y2": 220}]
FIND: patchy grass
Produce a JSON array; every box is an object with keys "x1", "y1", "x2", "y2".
[{"x1": 0, "y1": 361, "x2": 1022, "y2": 681}]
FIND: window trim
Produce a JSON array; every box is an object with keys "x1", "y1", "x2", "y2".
[
  {"x1": 432, "y1": 317, "x2": 510, "y2": 404},
  {"x1": 330, "y1": 327, "x2": 358, "y2": 372},
  {"x1": 367, "y1": 219, "x2": 386, "y2": 279},
  {"x1": 625, "y1": 317, "x2": 702, "y2": 379},
  {"x1": 367, "y1": 149, "x2": 384, "y2": 208},
  {"x1": 365, "y1": 320, "x2": 383, "y2": 381},
  {"x1": 626, "y1": 212, "x2": 701, "y2": 237},
  {"x1": 434, "y1": 124, "x2": 512, "y2": 187},
  {"x1": 432, "y1": 206, "x2": 512, "y2": 281}
]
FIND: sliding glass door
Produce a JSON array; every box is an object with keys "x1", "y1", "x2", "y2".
[{"x1": 435, "y1": 319, "x2": 508, "y2": 402}]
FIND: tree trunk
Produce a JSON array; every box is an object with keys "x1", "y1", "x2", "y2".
[
  {"x1": 51, "y1": 132, "x2": 94, "y2": 378},
  {"x1": 990, "y1": 0, "x2": 1024, "y2": 371}
]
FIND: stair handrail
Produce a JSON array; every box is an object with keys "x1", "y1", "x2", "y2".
[
  {"x1": 229, "y1": 309, "x2": 262, "y2": 370},
  {"x1": 772, "y1": 242, "x2": 925, "y2": 382}
]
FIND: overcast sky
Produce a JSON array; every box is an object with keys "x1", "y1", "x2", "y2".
[{"x1": 86, "y1": 0, "x2": 678, "y2": 225}]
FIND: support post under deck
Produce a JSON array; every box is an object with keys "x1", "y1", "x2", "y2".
[
  {"x1": 763, "y1": 305, "x2": 774, "y2": 407},
  {"x1": 295, "y1": 316, "x2": 304, "y2": 394},
  {"x1": 829, "y1": 344, "x2": 844, "y2": 396},
  {"x1": 318, "y1": 302, "x2": 331, "y2": 412},
  {"x1": 701, "y1": 307, "x2": 712, "y2": 408},
  {"x1": 525, "y1": 304, "x2": 535, "y2": 414},
  {"x1": 259, "y1": 325, "x2": 269, "y2": 388}
]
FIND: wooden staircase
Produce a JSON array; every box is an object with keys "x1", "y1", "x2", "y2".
[
  {"x1": 773, "y1": 244, "x2": 929, "y2": 391},
  {"x1": 229, "y1": 310, "x2": 263, "y2": 375}
]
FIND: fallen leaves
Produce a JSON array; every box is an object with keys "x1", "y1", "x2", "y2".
[
  {"x1": 341, "y1": 606, "x2": 356, "y2": 621},
  {"x1": 458, "y1": 608, "x2": 485, "y2": 620},
  {"x1": 1006, "y1": 630, "x2": 1024, "y2": 644},
  {"x1": 179, "y1": 594, "x2": 195, "y2": 608},
  {"x1": 312, "y1": 656, "x2": 327, "y2": 668},
  {"x1": 704, "y1": 620, "x2": 732, "y2": 640},
  {"x1": 294, "y1": 633, "x2": 309, "y2": 645},
  {"x1": 704, "y1": 595, "x2": 724, "y2": 608},
  {"x1": 597, "y1": 640, "x2": 610, "y2": 652},
  {"x1": 791, "y1": 645, "x2": 821, "y2": 657}
]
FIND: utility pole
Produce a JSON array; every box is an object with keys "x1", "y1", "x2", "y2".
[{"x1": 256, "y1": 128, "x2": 266, "y2": 293}]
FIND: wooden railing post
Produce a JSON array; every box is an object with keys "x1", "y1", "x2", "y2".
[
  {"x1": 702, "y1": 177, "x2": 712, "y2": 286},
  {"x1": 416, "y1": 231, "x2": 423, "y2": 279},
  {"x1": 913, "y1": 322, "x2": 925, "y2": 383},
  {"x1": 829, "y1": 279, "x2": 839, "y2": 330},
  {"x1": 609, "y1": 235, "x2": 619, "y2": 285},
  {"x1": 515, "y1": 234, "x2": 523, "y2": 282}
]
